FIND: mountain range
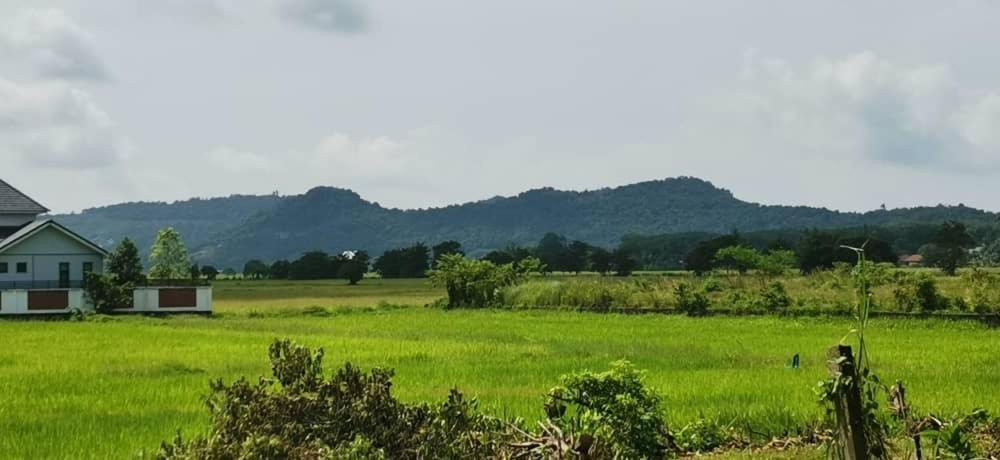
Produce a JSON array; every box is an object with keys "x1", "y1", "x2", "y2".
[{"x1": 54, "y1": 177, "x2": 998, "y2": 269}]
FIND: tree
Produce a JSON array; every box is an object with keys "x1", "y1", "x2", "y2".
[
  {"x1": 190, "y1": 263, "x2": 201, "y2": 280},
  {"x1": 83, "y1": 272, "x2": 132, "y2": 314},
  {"x1": 535, "y1": 233, "x2": 568, "y2": 272},
  {"x1": 431, "y1": 241, "x2": 464, "y2": 268},
  {"x1": 481, "y1": 245, "x2": 532, "y2": 266},
  {"x1": 921, "y1": 221, "x2": 976, "y2": 275},
  {"x1": 714, "y1": 246, "x2": 759, "y2": 274},
  {"x1": 374, "y1": 243, "x2": 430, "y2": 278},
  {"x1": 589, "y1": 247, "x2": 613, "y2": 275},
  {"x1": 973, "y1": 239, "x2": 1000, "y2": 267},
  {"x1": 758, "y1": 249, "x2": 797, "y2": 278},
  {"x1": 107, "y1": 237, "x2": 144, "y2": 284},
  {"x1": 833, "y1": 237, "x2": 896, "y2": 265},
  {"x1": 684, "y1": 234, "x2": 744, "y2": 275},
  {"x1": 289, "y1": 251, "x2": 334, "y2": 280},
  {"x1": 336, "y1": 250, "x2": 369, "y2": 285},
  {"x1": 611, "y1": 249, "x2": 638, "y2": 277},
  {"x1": 564, "y1": 241, "x2": 591, "y2": 274},
  {"x1": 149, "y1": 227, "x2": 192, "y2": 280},
  {"x1": 243, "y1": 259, "x2": 270, "y2": 279},
  {"x1": 269, "y1": 260, "x2": 291, "y2": 279},
  {"x1": 796, "y1": 230, "x2": 838, "y2": 273},
  {"x1": 200, "y1": 265, "x2": 219, "y2": 280}
]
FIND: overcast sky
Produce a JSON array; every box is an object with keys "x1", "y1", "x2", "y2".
[{"x1": 2, "y1": 1, "x2": 999, "y2": 213}]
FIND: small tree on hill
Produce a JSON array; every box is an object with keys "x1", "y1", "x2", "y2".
[
  {"x1": 149, "y1": 227, "x2": 192, "y2": 280},
  {"x1": 107, "y1": 237, "x2": 144, "y2": 284}
]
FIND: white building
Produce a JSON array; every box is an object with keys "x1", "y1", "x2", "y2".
[{"x1": 0, "y1": 179, "x2": 211, "y2": 315}]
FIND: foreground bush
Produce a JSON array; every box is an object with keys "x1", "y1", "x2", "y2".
[{"x1": 157, "y1": 340, "x2": 675, "y2": 460}]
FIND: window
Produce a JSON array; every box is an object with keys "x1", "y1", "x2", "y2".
[
  {"x1": 83, "y1": 262, "x2": 94, "y2": 273},
  {"x1": 59, "y1": 262, "x2": 70, "y2": 288},
  {"x1": 0, "y1": 262, "x2": 7, "y2": 274},
  {"x1": 16, "y1": 262, "x2": 27, "y2": 273}
]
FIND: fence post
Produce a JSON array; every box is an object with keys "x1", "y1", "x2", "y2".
[{"x1": 827, "y1": 345, "x2": 869, "y2": 460}]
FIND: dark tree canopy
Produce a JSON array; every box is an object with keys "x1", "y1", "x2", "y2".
[
  {"x1": 431, "y1": 241, "x2": 464, "y2": 268},
  {"x1": 269, "y1": 260, "x2": 291, "y2": 279},
  {"x1": 683, "y1": 234, "x2": 745, "y2": 275},
  {"x1": 921, "y1": 221, "x2": 976, "y2": 275},
  {"x1": 107, "y1": 237, "x2": 144, "y2": 284},
  {"x1": 243, "y1": 259, "x2": 270, "y2": 279},
  {"x1": 374, "y1": 243, "x2": 430, "y2": 278}
]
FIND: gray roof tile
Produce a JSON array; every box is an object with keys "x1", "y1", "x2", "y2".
[{"x1": 0, "y1": 179, "x2": 49, "y2": 214}]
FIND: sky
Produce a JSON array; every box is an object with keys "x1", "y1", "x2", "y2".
[{"x1": 1, "y1": 1, "x2": 999, "y2": 213}]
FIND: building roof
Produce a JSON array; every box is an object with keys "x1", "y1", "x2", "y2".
[
  {"x1": 0, "y1": 219, "x2": 108, "y2": 256},
  {"x1": 0, "y1": 179, "x2": 49, "y2": 214}
]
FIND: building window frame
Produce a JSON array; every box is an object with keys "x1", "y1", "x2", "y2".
[
  {"x1": 15, "y1": 262, "x2": 27, "y2": 274},
  {"x1": 0, "y1": 262, "x2": 7, "y2": 274}
]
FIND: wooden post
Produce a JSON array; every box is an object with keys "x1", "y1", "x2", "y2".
[{"x1": 827, "y1": 345, "x2": 869, "y2": 460}]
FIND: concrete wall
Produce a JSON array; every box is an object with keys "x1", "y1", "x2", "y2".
[
  {"x1": 0, "y1": 286, "x2": 213, "y2": 315},
  {"x1": 0, "y1": 289, "x2": 86, "y2": 314},
  {"x1": 0, "y1": 226, "x2": 104, "y2": 285}
]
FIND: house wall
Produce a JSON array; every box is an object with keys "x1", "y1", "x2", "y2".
[
  {"x1": 0, "y1": 214, "x2": 37, "y2": 227},
  {"x1": 0, "y1": 226, "x2": 104, "y2": 285}
]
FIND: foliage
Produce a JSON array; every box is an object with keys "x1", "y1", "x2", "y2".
[
  {"x1": 242, "y1": 259, "x2": 269, "y2": 279},
  {"x1": 373, "y1": 243, "x2": 429, "y2": 278},
  {"x1": 199, "y1": 265, "x2": 219, "y2": 280},
  {"x1": 961, "y1": 268, "x2": 1000, "y2": 313},
  {"x1": 269, "y1": 259, "x2": 291, "y2": 279},
  {"x1": 107, "y1": 237, "x2": 144, "y2": 284},
  {"x1": 83, "y1": 272, "x2": 132, "y2": 314},
  {"x1": 714, "y1": 245, "x2": 759, "y2": 274},
  {"x1": 892, "y1": 272, "x2": 949, "y2": 312},
  {"x1": 481, "y1": 245, "x2": 533, "y2": 266},
  {"x1": 189, "y1": 263, "x2": 201, "y2": 280},
  {"x1": 588, "y1": 247, "x2": 613, "y2": 275},
  {"x1": 336, "y1": 251, "x2": 369, "y2": 285},
  {"x1": 611, "y1": 248, "x2": 638, "y2": 277},
  {"x1": 972, "y1": 238, "x2": 1000, "y2": 267},
  {"x1": 674, "y1": 417, "x2": 730, "y2": 453},
  {"x1": 921, "y1": 221, "x2": 977, "y2": 276},
  {"x1": 288, "y1": 251, "x2": 335, "y2": 280},
  {"x1": 674, "y1": 282, "x2": 710, "y2": 316},
  {"x1": 545, "y1": 360, "x2": 672, "y2": 459},
  {"x1": 156, "y1": 339, "x2": 514, "y2": 460},
  {"x1": 431, "y1": 240, "x2": 463, "y2": 268},
  {"x1": 428, "y1": 254, "x2": 541, "y2": 308},
  {"x1": 149, "y1": 228, "x2": 192, "y2": 280},
  {"x1": 685, "y1": 233, "x2": 745, "y2": 275},
  {"x1": 752, "y1": 281, "x2": 791, "y2": 311}
]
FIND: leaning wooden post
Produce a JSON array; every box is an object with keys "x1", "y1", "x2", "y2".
[{"x1": 827, "y1": 345, "x2": 869, "y2": 460}]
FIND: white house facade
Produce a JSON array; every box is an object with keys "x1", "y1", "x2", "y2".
[{"x1": 0, "y1": 179, "x2": 212, "y2": 315}]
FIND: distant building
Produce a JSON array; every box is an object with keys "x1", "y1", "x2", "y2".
[
  {"x1": 898, "y1": 254, "x2": 924, "y2": 267},
  {"x1": 0, "y1": 179, "x2": 211, "y2": 315}
]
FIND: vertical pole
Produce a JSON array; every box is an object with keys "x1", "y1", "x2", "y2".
[{"x1": 828, "y1": 345, "x2": 869, "y2": 460}]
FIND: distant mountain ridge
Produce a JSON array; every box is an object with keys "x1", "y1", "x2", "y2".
[{"x1": 54, "y1": 177, "x2": 998, "y2": 269}]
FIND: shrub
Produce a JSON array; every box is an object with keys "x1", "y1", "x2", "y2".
[
  {"x1": 83, "y1": 272, "x2": 132, "y2": 314},
  {"x1": 751, "y1": 281, "x2": 791, "y2": 311},
  {"x1": 674, "y1": 417, "x2": 731, "y2": 453},
  {"x1": 892, "y1": 272, "x2": 949, "y2": 312},
  {"x1": 156, "y1": 339, "x2": 514, "y2": 459},
  {"x1": 674, "y1": 282, "x2": 710, "y2": 316},
  {"x1": 700, "y1": 276, "x2": 723, "y2": 293},
  {"x1": 962, "y1": 268, "x2": 1000, "y2": 313},
  {"x1": 545, "y1": 361, "x2": 673, "y2": 459},
  {"x1": 429, "y1": 254, "x2": 542, "y2": 308}
]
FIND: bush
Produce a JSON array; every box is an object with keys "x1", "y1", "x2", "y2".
[
  {"x1": 962, "y1": 268, "x2": 1000, "y2": 313},
  {"x1": 752, "y1": 281, "x2": 791, "y2": 311},
  {"x1": 83, "y1": 272, "x2": 132, "y2": 314},
  {"x1": 429, "y1": 254, "x2": 542, "y2": 308},
  {"x1": 545, "y1": 361, "x2": 673, "y2": 459},
  {"x1": 892, "y1": 272, "x2": 949, "y2": 312},
  {"x1": 156, "y1": 339, "x2": 514, "y2": 459},
  {"x1": 674, "y1": 417, "x2": 731, "y2": 453},
  {"x1": 157, "y1": 340, "x2": 678, "y2": 460},
  {"x1": 675, "y1": 282, "x2": 710, "y2": 316}
]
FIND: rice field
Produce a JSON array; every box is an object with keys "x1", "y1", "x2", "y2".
[{"x1": 0, "y1": 278, "x2": 997, "y2": 458}]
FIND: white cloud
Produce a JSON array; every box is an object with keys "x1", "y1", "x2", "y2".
[
  {"x1": 274, "y1": 0, "x2": 368, "y2": 34},
  {"x1": 0, "y1": 78, "x2": 128, "y2": 169},
  {"x1": 0, "y1": 8, "x2": 110, "y2": 81},
  {"x1": 727, "y1": 51, "x2": 1000, "y2": 171}
]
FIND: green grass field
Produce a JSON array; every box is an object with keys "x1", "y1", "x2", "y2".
[{"x1": 1, "y1": 279, "x2": 998, "y2": 458}]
